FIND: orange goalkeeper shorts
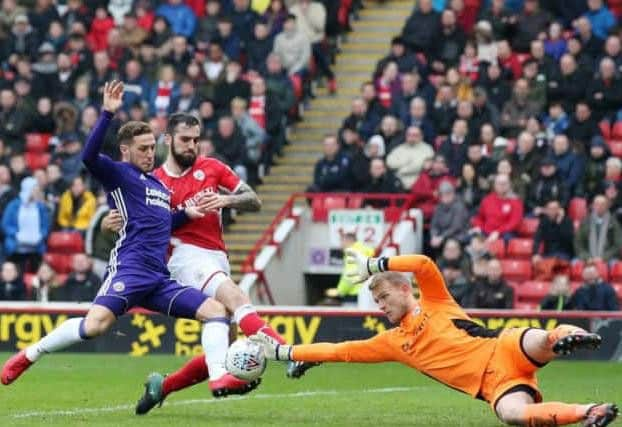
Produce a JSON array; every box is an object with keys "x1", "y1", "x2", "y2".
[{"x1": 478, "y1": 327, "x2": 543, "y2": 411}]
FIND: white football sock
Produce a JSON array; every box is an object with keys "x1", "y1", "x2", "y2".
[
  {"x1": 233, "y1": 304, "x2": 256, "y2": 324},
  {"x1": 25, "y1": 317, "x2": 86, "y2": 362},
  {"x1": 202, "y1": 319, "x2": 229, "y2": 380}
]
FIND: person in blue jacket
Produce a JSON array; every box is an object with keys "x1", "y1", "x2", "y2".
[{"x1": 1, "y1": 176, "x2": 50, "y2": 273}]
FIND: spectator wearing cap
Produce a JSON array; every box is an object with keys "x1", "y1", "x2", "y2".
[
  {"x1": 31, "y1": 41, "x2": 59, "y2": 97},
  {"x1": 571, "y1": 262, "x2": 620, "y2": 310},
  {"x1": 430, "y1": 182, "x2": 470, "y2": 250},
  {"x1": 574, "y1": 194, "x2": 622, "y2": 263},
  {"x1": 272, "y1": 13, "x2": 311, "y2": 77},
  {"x1": 471, "y1": 173, "x2": 524, "y2": 243},
  {"x1": 583, "y1": 136, "x2": 610, "y2": 198},
  {"x1": 375, "y1": 36, "x2": 425, "y2": 78},
  {"x1": 526, "y1": 157, "x2": 569, "y2": 214},
  {"x1": 466, "y1": 257, "x2": 514, "y2": 309},
  {"x1": 386, "y1": 125, "x2": 434, "y2": 190},
  {"x1": 247, "y1": 20, "x2": 274, "y2": 72},
  {"x1": 156, "y1": 0, "x2": 197, "y2": 38},
  {"x1": 583, "y1": 0, "x2": 616, "y2": 40},
  {"x1": 308, "y1": 134, "x2": 350, "y2": 193},
  {"x1": 501, "y1": 78, "x2": 541, "y2": 138},
  {"x1": 439, "y1": 119, "x2": 470, "y2": 177},
  {"x1": 1, "y1": 177, "x2": 50, "y2": 273},
  {"x1": 400, "y1": 0, "x2": 441, "y2": 55},
  {"x1": 587, "y1": 57, "x2": 622, "y2": 122},
  {"x1": 362, "y1": 158, "x2": 403, "y2": 207},
  {"x1": 411, "y1": 154, "x2": 456, "y2": 220},
  {"x1": 565, "y1": 101, "x2": 601, "y2": 149},
  {"x1": 552, "y1": 134, "x2": 585, "y2": 196},
  {"x1": 57, "y1": 175, "x2": 96, "y2": 232}
]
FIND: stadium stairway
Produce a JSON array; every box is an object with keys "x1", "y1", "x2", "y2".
[{"x1": 224, "y1": 0, "x2": 413, "y2": 282}]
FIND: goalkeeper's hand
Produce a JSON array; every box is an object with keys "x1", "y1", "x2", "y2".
[
  {"x1": 344, "y1": 248, "x2": 385, "y2": 284},
  {"x1": 249, "y1": 331, "x2": 292, "y2": 361}
]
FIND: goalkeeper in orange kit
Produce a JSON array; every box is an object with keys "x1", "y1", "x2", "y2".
[{"x1": 251, "y1": 251, "x2": 618, "y2": 427}]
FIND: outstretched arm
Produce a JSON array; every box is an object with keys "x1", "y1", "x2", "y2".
[
  {"x1": 251, "y1": 331, "x2": 396, "y2": 364},
  {"x1": 200, "y1": 182, "x2": 262, "y2": 213}
]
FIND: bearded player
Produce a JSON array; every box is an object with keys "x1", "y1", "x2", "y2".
[
  {"x1": 252, "y1": 250, "x2": 618, "y2": 427},
  {"x1": 106, "y1": 113, "x2": 316, "y2": 414}
]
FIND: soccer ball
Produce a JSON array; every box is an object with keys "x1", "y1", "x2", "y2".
[{"x1": 225, "y1": 338, "x2": 267, "y2": 381}]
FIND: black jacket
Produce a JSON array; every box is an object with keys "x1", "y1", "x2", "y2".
[{"x1": 533, "y1": 215, "x2": 574, "y2": 258}]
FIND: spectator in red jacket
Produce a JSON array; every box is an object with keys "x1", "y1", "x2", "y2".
[
  {"x1": 470, "y1": 173, "x2": 524, "y2": 243},
  {"x1": 410, "y1": 154, "x2": 456, "y2": 220}
]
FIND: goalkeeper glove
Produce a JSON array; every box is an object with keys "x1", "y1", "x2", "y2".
[
  {"x1": 249, "y1": 331, "x2": 293, "y2": 361},
  {"x1": 344, "y1": 248, "x2": 388, "y2": 284}
]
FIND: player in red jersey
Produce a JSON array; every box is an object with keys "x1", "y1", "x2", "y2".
[{"x1": 112, "y1": 113, "x2": 315, "y2": 414}]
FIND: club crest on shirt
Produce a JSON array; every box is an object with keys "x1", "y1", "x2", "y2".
[
  {"x1": 193, "y1": 170, "x2": 205, "y2": 181},
  {"x1": 112, "y1": 281, "x2": 125, "y2": 292}
]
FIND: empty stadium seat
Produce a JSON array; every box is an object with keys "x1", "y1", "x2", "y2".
[
  {"x1": 347, "y1": 196, "x2": 364, "y2": 209},
  {"x1": 608, "y1": 140, "x2": 622, "y2": 158},
  {"x1": 612, "y1": 121, "x2": 622, "y2": 139},
  {"x1": 599, "y1": 121, "x2": 611, "y2": 139},
  {"x1": 487, "y1": 239, "x2": 505, "y2": 258},
  {"x1": 517, "y1": 218, "x2": 539, "y2": 237},
  {"x1": 507, "y1": 238, "x2": 533, "y2": 259},
  {"x1": 311, "y1": 196, "x2": 347, "y2": 222},
  {"x1": 500, "y1": 260, "x2": 532, "y2": 282},
  {"x1": 47, "y1": 231, "x2": 84, "y2": 254},
  {"x1": 25, "y1": 133, "x2": 51, "y2": 153},
  {"x1": 568, "y1": 198, "x2": 588, "y2": 223},
  {"x1": 516, "y1": 280, "x2": 549, "y2": 303},
  {"x1": 571, "y1": 260, "x2": 609, "y2": 282},
  {"x1": 610, "y1": 261, "x2": 622, "y2": 283},
  {"x1": 24, "y1": 152, "x2": 51, "y2": 171},
  {"x1": 43, "y1": 253, "x2": 74, "y2": 274}
]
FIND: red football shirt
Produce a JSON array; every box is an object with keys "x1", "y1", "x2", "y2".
[{"x1": 154, "y1": 156, "x2": 241, "y2": 252}]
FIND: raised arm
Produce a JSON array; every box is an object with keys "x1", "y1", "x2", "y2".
[
  {"x1": 81, "y1": 81, "x2": 124, "y2": 181},
  {"x1": 251, "y1": 330, "x2": 396, "y2": 364}
]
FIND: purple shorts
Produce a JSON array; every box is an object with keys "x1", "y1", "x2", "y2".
[{"x1": 93, "y1": 269, "x2": 206, "y2": 318}]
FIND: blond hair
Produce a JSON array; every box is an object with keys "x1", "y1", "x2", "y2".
[{"x1": 369, "y1": 271, "x2": 411, "y2": 290}]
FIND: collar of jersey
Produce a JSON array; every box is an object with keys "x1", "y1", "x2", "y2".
[{"x1": 162, "y1": 162, "x2": 192, "y2": 178}]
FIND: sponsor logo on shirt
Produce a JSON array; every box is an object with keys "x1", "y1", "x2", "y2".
[
  {"x1": 193, "y1": 170, "x2": 205, "y2": 181},
  {"x1": 145, "y1": 187, "x2": 171, "y2": 210},
  {"x1": 112, "y1": 282, "x2": 125, "y2": 292}
]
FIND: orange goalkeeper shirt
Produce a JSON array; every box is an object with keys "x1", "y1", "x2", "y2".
[{"x1": 292, "y1": 255, "x2": 499, "y2": 398}]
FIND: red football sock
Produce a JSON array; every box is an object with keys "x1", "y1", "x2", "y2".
[
  {"x1": 239, "y1": 312, "x2": 285, "y2": 345},
  {"x1": 162, "y1": 355, "x2": 209, "y2": 397}
]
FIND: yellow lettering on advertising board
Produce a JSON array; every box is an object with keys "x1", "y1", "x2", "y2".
[
  {"x1": 471, "y1": 317, "x2": 559, "y2": 331},
  {"x1": 0, "y1": 314, "x2": 68, "y2": 349}
]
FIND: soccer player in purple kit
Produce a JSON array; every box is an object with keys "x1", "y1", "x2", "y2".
[{"x1": 0, "y1": 81, "x2": 236, "y2": 387}]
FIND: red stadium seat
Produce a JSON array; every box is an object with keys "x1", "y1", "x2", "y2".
[
  {"x1": 514, "y1": 301, "x2": 539, "y2": 311},
  {"x1": 507, "y1": 238, "x2": 534, "y2": 259},
  {"x1": 43, "y1": 253, "x2": 74, "y2": 274},
  {"x1": 608, "y1": 140, "x2": 622, "y2": 158},
  {"x1": 500, "y1": 260, "x2": 532, "y2": 282},
  {"x1": 23, "y1": 273, "x2": 35, "y2": 298},
  {"x1": 517, "y1": 218, "x2": 539, "y2": 237},
  {"x1": 487, "y1": 239, "x2": 505, "y2": 258},
  {"x1": 311, "y1": 196, "x2": 346, "y2": 222},
  {"x1": 571, "y1": 260, "x2": 609, "y2": 282},
  {"x1": 570, "y1": 281, "x2": 583, "y2": 293},
  {"x1": 25, "y1": 133, "x2": 51, "y2": 153},
  {"x1": 612, "y1": 122, "x2": 622, "y2": 139},
  {"x1": 384, "y1": 206, "x2": 401, "y2": 222},
  {"x1": 324, "y1": 196, "x2": 347, "y2": 211},
  {"x1": 599, "y1": 121, "x2": 611, "y2": 139},
  {"x1": 567, "y1": 198, "x2": 588, "y2": 223},
  {"x1": 24, "y1": 152, "x2": 51, "y2": 171},
  {"x1": 347, "y1": 196, "x2": 364, "y2": 209},
  {"x1": 516, "y1": 280, "x2": 550, "y2": 303},
  {"x1": 610, "y1": 261, "x2": 622, "y2": 283},
  {"x1": 47, "y1": 231, "x2": 84, "y2": 254},
  {"x1": 612, "y1": 283, "x2": 622, "y2": 303}
]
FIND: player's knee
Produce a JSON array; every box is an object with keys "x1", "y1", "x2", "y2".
[
  {"x1": 496, "y1": 399, "x2": 528, "y2": 426},
  {"x1": 216, "y1": 279, "x2": 250, "y2": 308},
  {"x1": 83, "y1": 311, "x2": 115, "y2": 337},
  {"x1": 196, "y1": 298, "x2": 228, "y2": 321}
]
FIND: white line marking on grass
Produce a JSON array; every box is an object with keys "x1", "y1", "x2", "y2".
[{"x1": 11, "y1": 386, "x2": 421, "y2": 419}]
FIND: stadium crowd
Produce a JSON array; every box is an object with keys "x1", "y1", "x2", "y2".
[
  {"x1": 0, "y1": 0, "x2": 354, "y2": 301},
  {"x1": 313, "y1": 0, "x2": 622, "y2": 310}
]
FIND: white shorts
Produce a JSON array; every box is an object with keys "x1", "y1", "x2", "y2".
[{"x1": 167, "y1": 243, "x2": 231, "y2": 298}]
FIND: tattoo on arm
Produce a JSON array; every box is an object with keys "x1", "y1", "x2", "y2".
[{"x1": 223, "y1": 182, "x2": 262, "y2": 212}]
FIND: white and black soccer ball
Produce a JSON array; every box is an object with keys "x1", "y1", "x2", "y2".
[{"x1": 225, "y1": 338, "x2": 267, "y2": 381}]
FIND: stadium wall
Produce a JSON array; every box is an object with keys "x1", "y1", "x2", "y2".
[{"x1": 0, "y1": 304, "x2": 620, "y2": 361}]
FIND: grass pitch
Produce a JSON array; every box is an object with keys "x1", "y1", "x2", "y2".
[{"x1": 0, "y1": 354, "x2": 619, "y2": 427}]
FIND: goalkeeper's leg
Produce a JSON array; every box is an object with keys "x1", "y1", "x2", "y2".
[
  {"x1": 521, "y1": 325, "x2": 602, "y2": 366},
  {"x1": 496, "y1": 391, "x2": 618, "y2": 426}
]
